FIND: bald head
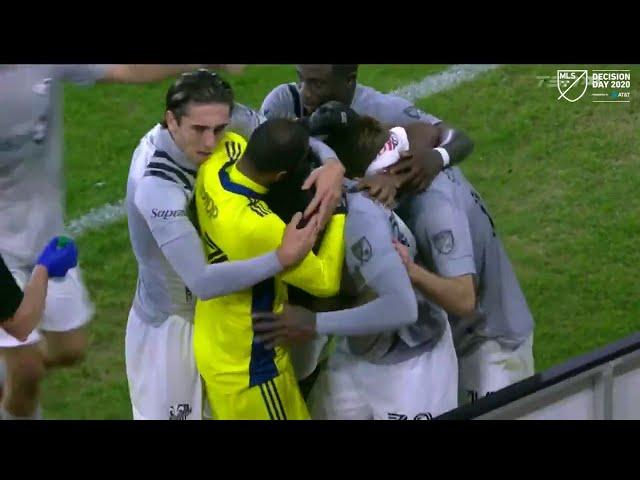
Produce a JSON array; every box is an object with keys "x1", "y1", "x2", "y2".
[{"x1": 243, "y1": 118, "x2": 310, "y2": 174}]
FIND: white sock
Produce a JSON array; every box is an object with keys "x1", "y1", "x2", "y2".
[{"x1": 1, "y1": 405, "x2": 42, "y2": 420}]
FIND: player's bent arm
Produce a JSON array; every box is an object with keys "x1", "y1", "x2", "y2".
[
  {"x1": 315, "y1": 253, "x2": 418, "y2": 336},
  {"x1": 251, "y1": 213, "x2": 346, "y2": 298},
  {"x1": 408, "y1": 266, "x2": 476, "y2": 317},
  {"x1": 135, "y1": 177, "x2": 284, "y2": 300},
  {"x1": 413, "y1": 191, "x2": 477, "y2": 317},
  {"x1": 260, "y1": 84, "x2": 298, "y2": 120},
  {"x1": 2, "y1": 265, "x2": 49, "y2": 342},
  {"x1": 382, "y1": 96, "x2": 474, "y2": 168},
  {"x1": 100, "y1": 65, "x2": 243, "y2": 84}
]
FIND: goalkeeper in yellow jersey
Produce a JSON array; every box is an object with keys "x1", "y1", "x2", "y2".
[{"x1": 194, "y1": 118, "x2": 346, "y2": 420}]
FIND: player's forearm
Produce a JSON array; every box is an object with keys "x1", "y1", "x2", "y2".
[
  {"x1": 3, "y1": 266, "x2": 48, "y2": 342},
  {"x1": 102, "y1": 65, "x2": 203, "y2": 84},
  {"x1": 162, "y1": 231, "x2": 283, "y2": 300},
  {"x1": 316, "y1": 280, "x2": 418, "y2": 336},
  {"x1": 409, "y1": 265, "x2": 476, "y2": 317},
  {"x1": 435, "y1": 124, "x2": 474, "y2": 167},
  {"x1": 282, "y1": 214, "x2": 346, "y2": 298}
]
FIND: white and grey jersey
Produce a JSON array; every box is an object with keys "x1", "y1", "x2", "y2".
[
  {"x1": 127, "y1": 124, "x2": 199, "y2": 324},
  {"x1": 397, "y1": 167, "x2": 535, "y2": 355},
  {"x1": 0, "y1": 64, "x2": 108, "y2": 267},
  {"x1": 316, "y1": 183, "x2": 448, "y2": 365},
  {"x1": 261, "y1": 82, "x2": 441, "y2": 126},
  {"x1": 127, "y1": 121, "x2": 286, "y2": 326}
]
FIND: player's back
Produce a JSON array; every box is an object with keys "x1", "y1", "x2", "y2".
[
  {"x1": 126, "y1": 124, "x2": 198, "y2": 325},
  {"x1": 343, "y1": 186, "x2": 449, "y2": 364},
  {"x1": 193, "y1": 131, "x2": 292, "y2": 391},
  {"x1": 407, "y1": 167, "x2": 534, "y2": 354}
]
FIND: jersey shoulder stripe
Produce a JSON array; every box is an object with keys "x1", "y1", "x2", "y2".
[
  {"x1": 154, "y1": 150, "x2": 197, "y2": 176},
  {"x1": 146, "y1": 161, "x2": 193, "y2": 191},
  {"x1": 287, "y1": 83, "x2": 302, "y2": 118}
]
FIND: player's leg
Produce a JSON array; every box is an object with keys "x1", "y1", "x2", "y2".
[
  {"x1": 125, "y1": 311, "x2": 202, "y2": 420},
  {"x1": 364, "y1": 325, "x2": 459, "y2": 420},
  {"x1": 458, "y1": 334, "x2": 534, "y2": 404},
  {"x1": 307, "y1": 345, "x2": 372, "y2": 420},
  {"x1": 38, "y1": 267, "x2": 93, "y2": 368},
  {"x1": 0, "y1": 342, "x2": 46, "y2": 419},
  {"x1": 0, "y1": 266, "x2": 46, "y2": 419}
]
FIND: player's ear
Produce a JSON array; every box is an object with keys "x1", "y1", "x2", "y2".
[
  {"x1": 165, "y1": 110, "x2": 178, "y2": 130},
  {"x1": 274, "y1": 171, "x2": 288, "y2": 183}
]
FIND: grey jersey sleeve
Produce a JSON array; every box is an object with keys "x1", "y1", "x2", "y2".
[
  {"x1": 228, "y1": 103, "x2": 266, "y2": 140},
  {"x1": 415, "y1": 190, "x2": 476, "y2": 278},
  {"x1": 371, "y1": 92, "x2": 442, "y2": 127},
  {"x1": 260, "y1": 84, "x2": 298, "y2": 120},
  {"x1": 55, "y1": 65, "x2": 110, "y2": 85},
  {"x1": 315, "y1": 198, "x2": 418, "y2": 336},
  {"x1": 134, "y1": 176, "x2": 283, "y2": 300}
]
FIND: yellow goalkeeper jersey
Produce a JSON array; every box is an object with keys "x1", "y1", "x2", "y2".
[{"x1": 193, "y1": 131, "x2": 345, "y2": 395}]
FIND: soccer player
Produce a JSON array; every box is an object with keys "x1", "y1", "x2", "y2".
[
  {"x1": 260, "y1": 64, "x2": 474, "y2": 205},
  {"x1": 253, "y1": 114, "x2": 459, "y2": 420},
  {"x1": 126, "y1": 70, "x2": 332, "y2": 420},
  {"x1": 1, "y1": 238, "x2": 78, "y2": 343},
  {"x1": 317, "y1": 106, "x2": 533, "y2": 405},
  {"x1": 394, "y1": 168, "x2": 535, "y2": 403},
  {"x1": 193, "y1": 118, "x2": 346, "y2": 420},
  {"x1": 0, "y1": 64, "x2": 240, "y2": 420}
]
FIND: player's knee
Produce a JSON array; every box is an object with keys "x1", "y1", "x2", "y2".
[
  {"x1": 45, "y1": 330, "x2": 88, "y2": 367},
  {"x1": 50, "y1": 343, "x2": 87, "y2": 367},
  {"x1": 5, "y1": 351, "x2": 46, "y2": 393}
]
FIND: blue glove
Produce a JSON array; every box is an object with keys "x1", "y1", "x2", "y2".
[{"x1": 37, "y1": 236, "x2": 78, "y2": 278}]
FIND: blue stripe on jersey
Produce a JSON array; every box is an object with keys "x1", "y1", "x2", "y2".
[
  {"x1": 154, "y1": 150, "x2": 197, "y2": 177},
  {"x1": 249, "y1": 278, "x2": 278, "y2": 387},
  {"x1": 218, "y1": 162, "x2": 266, "y2": 200},
  {"x1": 287, "y1": 84, "x2": 302, "y2": 119}
]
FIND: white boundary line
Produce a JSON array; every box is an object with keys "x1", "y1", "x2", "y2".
[{"x1": 66, "y1": 64, "x2": 501, "y2": 237}]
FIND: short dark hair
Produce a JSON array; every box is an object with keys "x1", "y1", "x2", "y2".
[
  {"x1": 325, "y1": 115, "x2": 388, "y2": 178},
  {"x1": 331, "y1": 64, "x2": 358, "y2": 78},
  {"x1": 244, "y1": 118, "x2": 311, "y2": 174},
  {"x1": 161, "y1": 69, "x2": 234, "y2": 127}
]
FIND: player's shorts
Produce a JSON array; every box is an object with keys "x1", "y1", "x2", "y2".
[
  {"x1": 458, "y1": 333, "x2": 534, "y2": 404},
  {"x1": 308, "y1": 322, "x2": 458, "y2": 420},
  {"x1": 202, "y1": 362, "x2": 310, "y2": 420},
  {"x1": 125, "y1": 308, "x2": 203, "y2": 420},
  {"x1": 0, "y1": 265, "x2": 94, "y2": 348}
]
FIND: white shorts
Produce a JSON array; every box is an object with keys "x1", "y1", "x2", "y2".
[
  {"x1": 0, "y1": 266, "x2": 94, "y2": 348},
  {"x1": 308, "y1": 322, "x2": 458, "y2": 420},
  {"x1": 458, "y1": 333, "x2": 534, "y2": 404},
  {"x1": 125, "y1": 309, "x2": 203, "y2": 420}
]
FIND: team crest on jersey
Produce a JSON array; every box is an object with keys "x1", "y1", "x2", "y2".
[
  {"x1": 403, "y1": 106, "x2": 422, "y2": 119},
  {"x1": 32, "y1": 78, "x2": 52, "y2": 96},
  {"x1": 169, "y1": 403, "x2": 192, "y2": 420},
  {"x1": 351, "y1": 236, "x2": 372, "y2": 264},
  {"x1": 432, "y1": 230, "x2": 454, "y2": 255}
]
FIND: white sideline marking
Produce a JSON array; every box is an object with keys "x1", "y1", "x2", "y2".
[{"x1": 66, "y1": 64, "x2": 501, "y2": 237}]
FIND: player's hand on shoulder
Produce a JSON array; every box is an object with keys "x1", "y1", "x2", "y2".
[
  {"x1": 302, "y1": 160, "x2": 345, "y2": 229},
  {"x1": 36, "y1": 236, "x2": 78, "y2": 278},
  {"x1": 277, "y1": 212, "x2": 321, "y2": 269},
  {"x1": 357, "y1": 172, "x2": 401, "y2": 209},
  {"x1": 389, "y1": 149, "x2": 442, "y2": 193}
]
